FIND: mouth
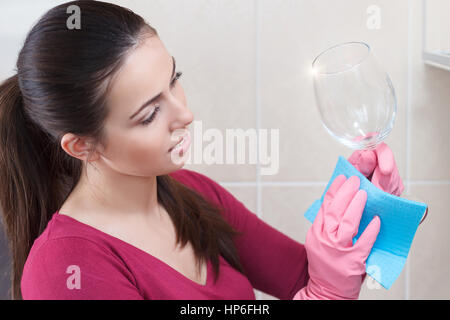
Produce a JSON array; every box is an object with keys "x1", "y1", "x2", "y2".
[{"x1": 168, "y1": 133, "x2": 189, "y2": 152}]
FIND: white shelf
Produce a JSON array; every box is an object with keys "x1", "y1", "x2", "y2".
[{"x1": 423, "y1": 51, "x2": 450, "y2": 71}]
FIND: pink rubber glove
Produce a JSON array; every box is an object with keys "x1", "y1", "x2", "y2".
[
  {"x1": 293, "y1": 175, "x2": 381, "y2": 300},
  {"x1": 348, "y1": 142, "x2": 404, "y2": 196}
]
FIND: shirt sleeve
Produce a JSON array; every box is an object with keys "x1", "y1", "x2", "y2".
[
  {"x1": 21, "y1": 237, "x2": 144, "y2": 300},
  {"x1": 173, "y1": 169, "x2": 310, "y2": 300}
]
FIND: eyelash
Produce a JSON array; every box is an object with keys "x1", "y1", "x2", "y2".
[{"x1": 141, "y1": 71, "x2": 183, "y2": 126}]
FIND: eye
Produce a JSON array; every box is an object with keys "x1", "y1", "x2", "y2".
[
  {"x1": 171, "y1": 71, "x2": 183, "y2": 88},
  {"x1": 141, "y1": 106, "x2": 160, "y2": 126},
  {"x1": 141, "y1": 71, "x2": 183, "y2": 126}
]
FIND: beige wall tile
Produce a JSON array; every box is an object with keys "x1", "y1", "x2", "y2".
[
  {"x1": 260, "y1": 186, "x2": 318, "y2": 244},
  {"x1": 221, "y1": 185, "x2": 257, "y2": 213},
  {"x1": 359, "y1": 269, "x2": 405, "y2": 300},
  {"x1": 409, "y1": 185, "x2": 450, "y2": 299},
  {"x1": 410, "y1": 65, "x2": 450, "y2": 180},
  {"x1": 259, "y1": 185, "x2": 319, "y2": 299}
]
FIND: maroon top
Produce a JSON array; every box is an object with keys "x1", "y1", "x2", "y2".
[{"x1": 21, "y1": 168, "x2": 308, "y2": 299}]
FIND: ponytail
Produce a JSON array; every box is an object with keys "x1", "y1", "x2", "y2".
[{"x1": 0, "y1": 74, "x2": 79, "y2": 299}]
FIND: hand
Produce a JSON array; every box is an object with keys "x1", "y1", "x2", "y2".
[
  {"x1": 348, "y1": 142, "x2": 404, "y2": 196},
  {"x1": 293, "y1": 175, "x2": 381, "y2": 300}
]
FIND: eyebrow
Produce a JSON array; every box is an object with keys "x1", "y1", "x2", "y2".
[{"x1": 129, "y1": 56, "x2": 176, "y2": 120}]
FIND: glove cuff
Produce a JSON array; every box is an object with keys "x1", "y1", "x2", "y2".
[{"x1": 293, "y1": 278, "x2": 360, "y2": 300}]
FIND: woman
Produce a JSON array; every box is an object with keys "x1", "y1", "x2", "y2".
[{"x1": 0, "y1": 1, "x2": 404, "y2": 300}]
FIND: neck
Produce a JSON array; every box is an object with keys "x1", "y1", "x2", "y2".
[{"x1": 69, "y1": 162, "x2": 162, "y2": 222}]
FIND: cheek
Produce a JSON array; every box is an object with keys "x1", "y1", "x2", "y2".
[
  {"x1": 105, "y1": 129, "x2": 167, "y2": 171},
  {"x1": 125, "y1": 131, "x2": 166, "y2": 162}
]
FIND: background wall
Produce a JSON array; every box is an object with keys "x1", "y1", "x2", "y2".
[{"x1": 0, "y1": 0, "x2": 449, "y2": 300}]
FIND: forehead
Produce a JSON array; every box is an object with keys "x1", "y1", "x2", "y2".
[{"x1": 105, "y1": 36, "x2": 171, "y2": 121}]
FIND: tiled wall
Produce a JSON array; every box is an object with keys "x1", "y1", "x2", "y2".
[{"x1": 0, "y1": 0, "x2": 448, "y2": 300}]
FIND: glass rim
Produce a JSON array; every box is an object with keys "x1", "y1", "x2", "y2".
[{"x1": 312, "y1": 41, "x2": 371, "y2": 75}]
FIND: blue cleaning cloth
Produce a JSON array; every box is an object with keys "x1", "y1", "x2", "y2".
[{"x1": 304, "y1": 156, "x2": 427, "y2": 289}]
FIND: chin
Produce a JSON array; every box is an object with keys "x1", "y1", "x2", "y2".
[
  {"x1": 158, "y1": 161, "x2": 186, "y2": 176},
  {"x1": 171, "y1": 160, "x2": 186, "y2": 170}
]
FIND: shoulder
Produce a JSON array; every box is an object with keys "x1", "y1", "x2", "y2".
[
  {"x1": 25, "y1": 212, "x2": 125, "y2": 264},
  {"x1": 22, "y1": 235, "x2": 128, "y2": 280},
  {"x1": 21, "y1": 235, "x2": 139, "y2": 299},
  {"x1": 23, "y1": 214, "x2": 133, "y2": 277}
]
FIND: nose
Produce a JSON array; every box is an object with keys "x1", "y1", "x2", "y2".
[{"x1": 168, "y1": 96, "x2": 194, "y2": 131}]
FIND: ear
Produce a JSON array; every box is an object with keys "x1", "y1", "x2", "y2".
[{"x1": 60, "y1": 133, "x2": 101, "y2": 162}]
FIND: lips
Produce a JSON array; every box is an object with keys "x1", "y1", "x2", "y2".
[{"x1": 169, "y1": 133, "x2": 188, "y2": 152}]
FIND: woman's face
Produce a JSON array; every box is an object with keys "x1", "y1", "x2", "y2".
[{"x1": 96, "y1": 35, "x2": 194, "y2": 177}]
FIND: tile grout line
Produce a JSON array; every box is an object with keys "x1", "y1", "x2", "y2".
[{"x1": 255, "y1": 0, "x2": 262, "y2": 301}]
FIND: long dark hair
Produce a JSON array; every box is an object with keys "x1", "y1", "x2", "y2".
[{"x1": 0, "y1": 0, "x2": 245, "y2": 300}]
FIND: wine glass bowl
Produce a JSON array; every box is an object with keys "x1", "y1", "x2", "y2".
[{"x1": 312, "y1": 42, "x2": 397, "y2": 150}]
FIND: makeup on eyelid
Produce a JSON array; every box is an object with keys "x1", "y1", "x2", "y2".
[{"x1": 140, "y1": 71, "x2": 183, "y2": 126}]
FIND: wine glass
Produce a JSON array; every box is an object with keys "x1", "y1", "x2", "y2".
[{"x1": 312, "y1": 42, "x2": 397, "y2": 150}]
